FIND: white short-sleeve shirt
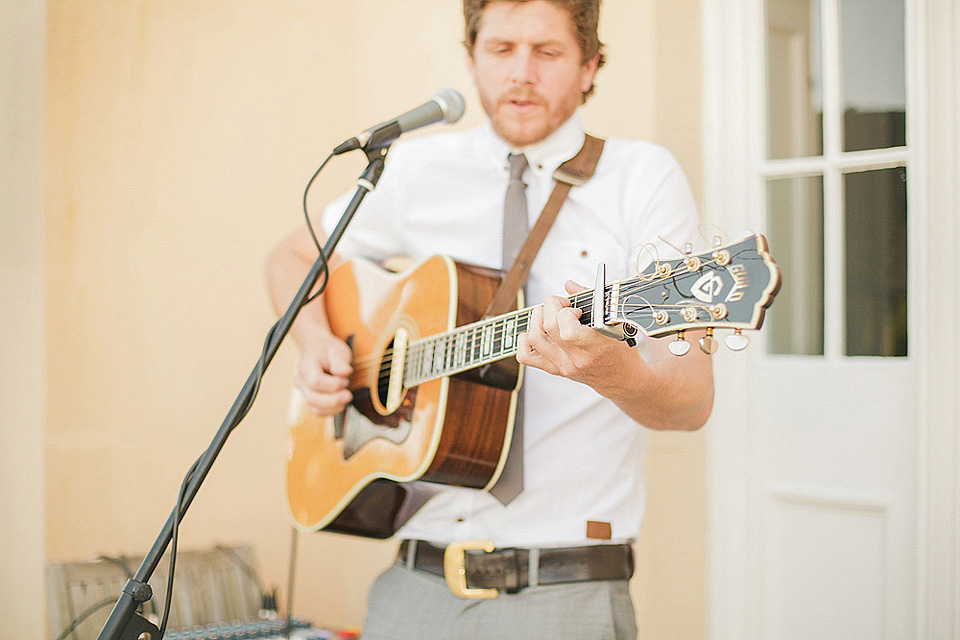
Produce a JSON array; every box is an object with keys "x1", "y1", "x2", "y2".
[{"x1": 321, "y1": 111, "x2": 701, "y2": 548}]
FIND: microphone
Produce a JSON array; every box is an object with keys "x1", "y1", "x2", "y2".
[{"x1": 333, "y1": 88, "x2": 465, "y2": 155}]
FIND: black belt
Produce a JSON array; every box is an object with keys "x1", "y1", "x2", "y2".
[{"x1": 397, "y1": 539, "x2": 634, "y2": 598}]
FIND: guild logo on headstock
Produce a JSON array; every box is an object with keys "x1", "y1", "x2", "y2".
[
  {"x1": 724, "y1": 264, "x2": 749, "y2": 303},
  {"x1": 693, "y1": 265, "x2": 751, "y2": 304},
  {"x1": 692, "y1": 273, "x2": 724, "y2": 303}
]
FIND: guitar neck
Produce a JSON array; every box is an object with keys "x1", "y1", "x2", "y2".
[
  {"x1": 402, "y1": 234, "x2": 780, "y2": 385},
  {"x1": 403, "y1": 291, "x2": 600, "y2": 386}
]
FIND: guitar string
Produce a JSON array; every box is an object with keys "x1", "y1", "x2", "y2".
[
  {"x1": 348, "y1": 255, "x2": 739, "y2": 381},
  {"x1": 347, "y1": 250, "x2": 754, "y2": 381},
  {"x1": 346, "y1": 247, "x2": 762, "y2": 383},
  {"x1": 352, "y1": 300, "x2": 707, "y2": 381}
]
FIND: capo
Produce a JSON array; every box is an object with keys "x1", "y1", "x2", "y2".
[{"x1": 591, "y1": 263, "x2": 635, "y2": 346}]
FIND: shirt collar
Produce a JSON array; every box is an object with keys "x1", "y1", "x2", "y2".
[{"x1": 484, "y1": 111, "x2": 587, "y2": 176}]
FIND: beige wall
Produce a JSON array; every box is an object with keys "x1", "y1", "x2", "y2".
[
  {"x1": 37, "y1": 0, "x2": 703, "y2": 637},
  {"x1": 0, "y1": 0, "x2": 47, "y2": 637}
]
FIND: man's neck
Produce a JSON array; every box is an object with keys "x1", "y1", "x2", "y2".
[{"x1": 498, "y1": 111, "x2": 585, "y2": 173}]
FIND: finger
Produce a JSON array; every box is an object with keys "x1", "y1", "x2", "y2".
[
  {"x1": 525, "y1": 304, "x2": 547, "y2": 342},
  {"x1": 324, "y1": 341, "x2": 354, "y2": 377},
  {"x1": 539, "y1": 295, "x2": 569, "y2": 337},
  {"x1": 564, "y1": 280, "x2": 586, "y2": 294},
  {"x1": 516, "y1": 333, "x2": 560, "y2": 375},
  {"x1": 555, "y1": 305, "x2": 587, "y2": 342},
  {"x1": 297, "y1": 357, "x2": 350, "y2": 393},
  {"x1": 296, "y1": 381, "x2": 353, "y2": 416}
]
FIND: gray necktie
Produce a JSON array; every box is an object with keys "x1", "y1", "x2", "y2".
[{"x1": 490, "y1": 152, "x2": 527, "y2": 505}]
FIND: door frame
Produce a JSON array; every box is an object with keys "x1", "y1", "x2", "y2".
[{"x1": 700, "y1": 0, "x2": 960, "y2": 637}]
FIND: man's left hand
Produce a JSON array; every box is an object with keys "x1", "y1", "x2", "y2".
[{"x1": 516, "y1": 280, "x2": 631, "y2": 390}]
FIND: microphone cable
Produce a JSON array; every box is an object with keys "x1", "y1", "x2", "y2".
[
  {"x1": 54, "y1": 597, "x2": 120, "y2": 640},
  {"x1": 302, "y1": 152, "x2": 335, "y2": 304},
  {"x1": 153, "y1": 148, "x2": 337, "y2": 639},
  {"x1": 52, "y1": 555, "x2": 152, "y2": 640}
]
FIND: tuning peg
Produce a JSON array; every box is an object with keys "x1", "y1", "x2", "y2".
[
  {"x1": 669, "y1": 331, "x2": 691, "y2": 356},
  {"x1": 623, "y1": 324, "x2": 638, "y2": 348},
  {"x1": 724, "y1": 329, "x2": 750, "y2": 351},
  {"x1": 699, "y1": 328, "x2": 719, "y2": 355}
]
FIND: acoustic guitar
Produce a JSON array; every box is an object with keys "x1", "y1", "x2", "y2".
[{"x1": 285, "y1": 234, "x2": 781, "y2": 537}]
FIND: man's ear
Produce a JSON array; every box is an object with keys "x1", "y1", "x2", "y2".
[
  {"x1": 579, "y1": 53, "x2": 600, "y2": 94},
  {"x1": 466, "y1": 49, "x2": 477, "y2": 79}
]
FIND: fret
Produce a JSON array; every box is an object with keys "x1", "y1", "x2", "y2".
[
  {"x1": 572, "y1": 292, "x2": 592, "y2": 325},
  {"x1": 433, "y1": 339, "x2": 445, "y2": 376},
  {"x1": 406, "y1": 344, "x2": 416, "y2": 381},
  {"x1": 444, "y1": 333, "x2": 454, "y2": 370},
  {"x1": 469, "y1": 327, "x2": 478, "y2": 364},
  {"x1": 501, "y1": 316, "x2": 515, "y2": 353},
  {"x1": 454, "y1": 331, "x2": 467, "y2": 368},
  {"x1": 609, "y1": 281, "x2": 620, "y2": 322},
  {"x1": 405, "y1": 344, "x2": 415, "y2": 383},
  {"x1": 480, "y1": 322, "x2": 494, "y2": 359},
  {"x1": 422, "y1": 340, "x2": 433, "y2": 378},
  {"x1": 418, "y1": 342, "x2": 428, "y2": 379}
]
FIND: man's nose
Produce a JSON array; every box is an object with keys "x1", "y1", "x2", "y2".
[{"x1": 508, "y1": 49, "x2": 537, "y2": 85}]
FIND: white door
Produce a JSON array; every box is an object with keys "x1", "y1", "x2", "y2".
[{"x1": 702, "y1": 0, "x2": 921, "y2": 637}]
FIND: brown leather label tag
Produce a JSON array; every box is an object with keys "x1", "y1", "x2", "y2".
[{"x1": 586, "y1": 520, "x2": 612, "y2": 540}]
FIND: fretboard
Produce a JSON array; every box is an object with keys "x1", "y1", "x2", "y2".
[{"x1": 402, "y1": 290, "x2": 600, "y2": 386}]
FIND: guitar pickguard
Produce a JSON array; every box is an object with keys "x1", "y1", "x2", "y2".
[{"x1": 339, "y1": 387, "x2": 417, "y2": 459}]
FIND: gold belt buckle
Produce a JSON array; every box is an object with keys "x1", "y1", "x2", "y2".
[{"x1": 442, "y1": 540, "x2": 499, "y2": 599}]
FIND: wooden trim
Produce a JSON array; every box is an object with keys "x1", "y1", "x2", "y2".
[{"x1": 701, "y1": 3, "x2": 757, "y2": 638}]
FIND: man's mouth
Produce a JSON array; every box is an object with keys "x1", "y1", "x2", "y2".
[{"x1": 504, "y1": 96, "x2": 541, "y2": 112}]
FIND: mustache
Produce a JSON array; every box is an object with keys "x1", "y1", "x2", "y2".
[{"x1": 498, "y1": 89, "x2": 545, "y2": 106}]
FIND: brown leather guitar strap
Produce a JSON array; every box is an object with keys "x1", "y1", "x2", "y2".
[{"x1": 484, "y1": 134, "x2": 606, "y2": 317}]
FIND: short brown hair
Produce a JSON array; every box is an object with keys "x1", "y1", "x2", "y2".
[{"x1": 463, "y1": 0, "x2": 607, "y2": 102}]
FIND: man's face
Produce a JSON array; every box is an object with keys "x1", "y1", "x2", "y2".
[{"x1": 468, "y1": 0, "x2": 598, "y2": 148}]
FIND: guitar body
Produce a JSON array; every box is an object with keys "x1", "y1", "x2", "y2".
[{"x1": 285, "y1": 255, "x2": 521, "y2": 537}]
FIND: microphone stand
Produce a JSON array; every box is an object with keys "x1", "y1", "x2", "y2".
[{"x1": 96, "y1": 146, "x2": 389, "y2": 640}]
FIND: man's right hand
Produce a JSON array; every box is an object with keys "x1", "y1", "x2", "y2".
[{"x1": 294, "y1": 333, "x2": 354, "y2": 416}]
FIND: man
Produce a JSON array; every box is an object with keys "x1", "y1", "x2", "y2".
[{"x1": 266, "y1": 1, "x2": 713, "y2": 638}]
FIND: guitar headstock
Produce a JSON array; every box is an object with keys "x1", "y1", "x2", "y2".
[{"x1": 609, "y1": 234, "x2": 781, "y2": 355}]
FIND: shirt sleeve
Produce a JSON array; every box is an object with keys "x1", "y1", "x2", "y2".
[{"x1": 622, "y1": 144, "x2": 702, "y2": 272}]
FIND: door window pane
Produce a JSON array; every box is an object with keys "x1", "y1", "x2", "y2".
[
  {"x1": 839, "y1": 0, "x2": 906, "y2": 151},
  {"x1": 845, "y1": 168, "x2": 907, "y2": 356},
  {"x1": 766, "y1": 0, "x2": 823, "y2": 159},
  {"x1": 767, "y1": 176, "x2": 825, "y2": 355}
]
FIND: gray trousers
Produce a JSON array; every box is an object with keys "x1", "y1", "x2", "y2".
[{"x1": 360, "y1": 562, "x2": 638, "y2": 640}]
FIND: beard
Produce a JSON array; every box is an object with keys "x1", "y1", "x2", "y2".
[{"x1": 482, "y1": 86, "x2": 578, "y2": 148}]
